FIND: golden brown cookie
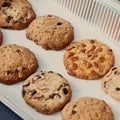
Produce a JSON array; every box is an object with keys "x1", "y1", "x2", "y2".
[
  {"x1": 26, "y1": 14, "x2": 74, "y2": 50},
  {"x1": 0, "y1": 0, "x2": 36, "y2": 30},
  {"x1": 0, "y1": 44, "x2": 39, "y2": 84},
  {"x1": 22, "y1": 71, "x2": 72, "y2": 114},
  {"x1": 0, "y1": 30, "x2": 2, "y2": 45},
  {"x1": 62, "y1": 97, "x2": 115, "y2": 120},
  {"x1": 102, "y1": 66, "x2": 120, "y2": 101},
  {"x1": 63, "y1": 39, "x2": 114, "y2": 80}
]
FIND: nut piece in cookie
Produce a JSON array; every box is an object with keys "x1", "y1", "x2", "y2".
[
  {"x1": 22, "y1": 71, "x2": 72, "y2": 114},
  {"x1": 102, "y1": 66, "x2": 120, "y2": 101},
  {"x1": 0, "y1": 44, "x2": 39, "y2": 84},
  {"x1": 26, "y1": 14, "x2": 74, "y2": 50},
  {"x1": 0, "y1": 30, "x2": 2, "y2": 45},
  {"x1": 62, "y1": 97, "x2": 115, "y2": 120},
  {"x1": 63, "y1": 39, "x2": 115, "y2": 80},
  {"x1": 0, "y1": 0, "x2": 36, "y2": 30}
]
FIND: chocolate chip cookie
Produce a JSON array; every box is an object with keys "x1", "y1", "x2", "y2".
[
  {"x1": 102, "y1": 66, "x2": 120, "y2": 101},
  {"x1": 0, "y1": 0, "x2": 36, "y2": 30},
  {"x1": 22, "y1": 71, "x2": 72, "y2": 114},
  {"x1": 0, "y1": 44, "x2": 38, "y2": 84},
  {"x1": 26, "y1": 14, "x2": 74, "y2": 50},
  {"x1": 62, "y1": 97, "x2": 115, "y2": 120},
  {"x1": 63, "y1": 39, "x2": 115, "y2": 79}
]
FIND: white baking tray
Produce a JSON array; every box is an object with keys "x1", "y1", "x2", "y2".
[{"x1": 0, "y1": 0, "x2": 120, "y2": 120}]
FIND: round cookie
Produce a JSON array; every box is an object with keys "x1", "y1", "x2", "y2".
[
  {"x1": 0, "y1": 44, "x2": 38, "y2": 84},
  {"x1": 0, "y1": 0, "x2": 36, "y2": 30},
  {"x1": 102, "y1": 66, "x2": 120, "y2": 101},
  {"x1": 26, "y1": 14, "x2": 74, "y2": 50},
  {"x1": 22, "y1": 71, "x2": 72, "y2": 114},
  {"x1": 63, "y1": 39, "x2": 114, "y2": 80},
  {"x1": 62, "y1": 97, "x2": 115, "y2": 120},
  {"x1": 0, "y1": 30, "x2": 2, "y2": 45}
]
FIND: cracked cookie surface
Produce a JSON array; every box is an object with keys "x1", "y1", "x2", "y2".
[
  {"x1": 102, "y1": 66, "x2": 120, "y2": 101},
  {"x1": 62, "y1": 97, "x2": 115, "y2": 120},
  {"x1": 0, "y1": 0, "x2": 36, "y2": 29},
  {"x1": 22, "y1": 71, "x2": 72, "y2": 114},
  {"x1": 0, "y1": 44, "x2": 38, "y2": 84},
  {"x1": 26, "y1": 14, "x2": 74, "y2": 50},
  {"x1": 63, "y1": 39, "x2": 114, "y2": 79}
]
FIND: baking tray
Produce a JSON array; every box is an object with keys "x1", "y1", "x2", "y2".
[{"x1": 0, "y1": 0, "x2": 120, "y2": 120}]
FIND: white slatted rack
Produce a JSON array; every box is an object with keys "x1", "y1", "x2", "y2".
[{"x1": 54, "y1": 0, "x2": 120, "y2": 42}]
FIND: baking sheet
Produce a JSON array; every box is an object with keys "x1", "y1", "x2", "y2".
[{"x1": 0, "y1": 0, "x2": 120, "y2": 120}]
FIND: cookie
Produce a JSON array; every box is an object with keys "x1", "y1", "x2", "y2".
[
  {"x1": 26, "y1": 14, "x2": 74, "y2": 50},
  {"x1": 62, "y1": 97, "x2": 115, "y2": 120},
  {"x1": 0, "y1": 44, "x2": 38, "y2": 84},
  {"x1": 0, "y1": 0, "x2": 36, "y2": 30},
  {"x1": 102, "y1": 66, "x2": 120, "y2": 101},
  {"x1": 22, "y1": 71, "x2": 72, "y2": 114},
  {"x1": 63, "y1": 39, "x2": 114, "y2": 79},
  {"x1": 0, "y1": 30, "x2": 2, "y2": 45}
]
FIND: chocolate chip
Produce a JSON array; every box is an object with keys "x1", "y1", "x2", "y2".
[
  {"x1": 116, "y1": 87, "x2": 120, "y2": 91},
  {"x1": 48, "y1": 15, "x2": 52, "y2": 17},
  {"x1": 104, "y1": 81, "x2": 106, "y2": 88},
  {"x1": 72, "y1": 105, "x2": 77, "y2": 115},
  {"x1": 112, "y1": 67, "x2": 117, "y2": 71},
  {"x1": 63, "y1": 88, "x2": 68, "y2": 95},
  {"x1": 48, "y1": 71, "x2": 53, "y2": 73},
  {"x1": 57, "y1": 22, "x2": 62, "y2": 26},
  {"x1": 6, "y1": 16, "x2": 13, "y2": 23},
  {"x1": 16, "y1": 49, "x2": 21, "y2": 53},
  {"x1": 6, "y1": 70, "x2": 12, "y2": 75},
  {"x1": 57, "y1": 73, "x2": 63, "y2": 78},
  {"x1": 23, "y1": 82, "x2": 30, "y2": 87},
  {"x1": 22, "y1": 89, "x2": 26, "y2": 97},
  {"x1": 2, "y1": 2, "x2": 11, "y2": 7},
  {"x1": 108, "y1": 49, "x2": 113, "y2": 52},
  {"x1": 31, "y1": 90, "x2": 37, "y2": 96},
  {"x1": 35, "y1": 95, "x2": 44, "y2": 100},
  {"x1": 41, "y1": 72, "x2": 45, "y2": 75},
  {"x1": 32, "y1": 74, "x2": 42, "y2": 81},
  {"x1": 50, "y1": 93, "x2": 61, "y2": 99}
]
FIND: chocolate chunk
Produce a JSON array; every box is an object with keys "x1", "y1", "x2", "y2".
[
  {"x1": 57, "y1": 73, "x2": 63, "y2": 78},
  {"x1": 104, "y1": 81, "x2": 106, "y2": 88},
  {"x1": 31, "y1": 89, "x2": 37, "y2": 96},
  {"x1": 23, "y1": 82, "x2": 30, "y2": 87},
  {"x1": 72, "y1": 105, "x2": 77, "y2": 115},
  {"x1": 41, "y1": 72, "x2": 45, "y2": 75},
  {"x1": 2, "y1": 2, "x2": 11, "y2": 7},
  {"x1": 16, "y1": 49, "x2": 22, "y2": 53},
  {"x1": 48, "y1": 71, "x2": 53, "y2": 73},
  {"x1": 108, "y1": 49, "x2": 113, "y2": 52},
  {"x1": 6, "y1": 70, "x2": 12, "y2": 75},
  {"x1": 32, "y1": 74, "x2": 42, "y2": 81},
  {"x1": 48, "y1": 15, "x2": 52, "y2": 17},
  {"x1": 57, "y1": 83, "x2": 69, "y2": 91},
  {"x1": 112, "y1": 67, "x2": 117, "y2": 71},
  {"x1": 22, "y1": 89, "x2": 26, "y2": 97},
  {"x1": 35, "y1": 95, "x2": 44, "y2": 100},
  {"x1": 57, "y1": 22, "x2": 62, "y2": 26},
  {"x1": 6, "y1": 16, "x2": 13, "y2": 23},
  {"x1": 50, "y1": 93, "x2": 61, "y2": 99},
  {"x1": 116, "y1": 87, "x2": 120, "y2": 91},
  {"x1": 63, "y1": 88, "x2": 68, "y2": 95},
  {"x1": 57, "y1": 85, "x2": 62, "y2": 91}
]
